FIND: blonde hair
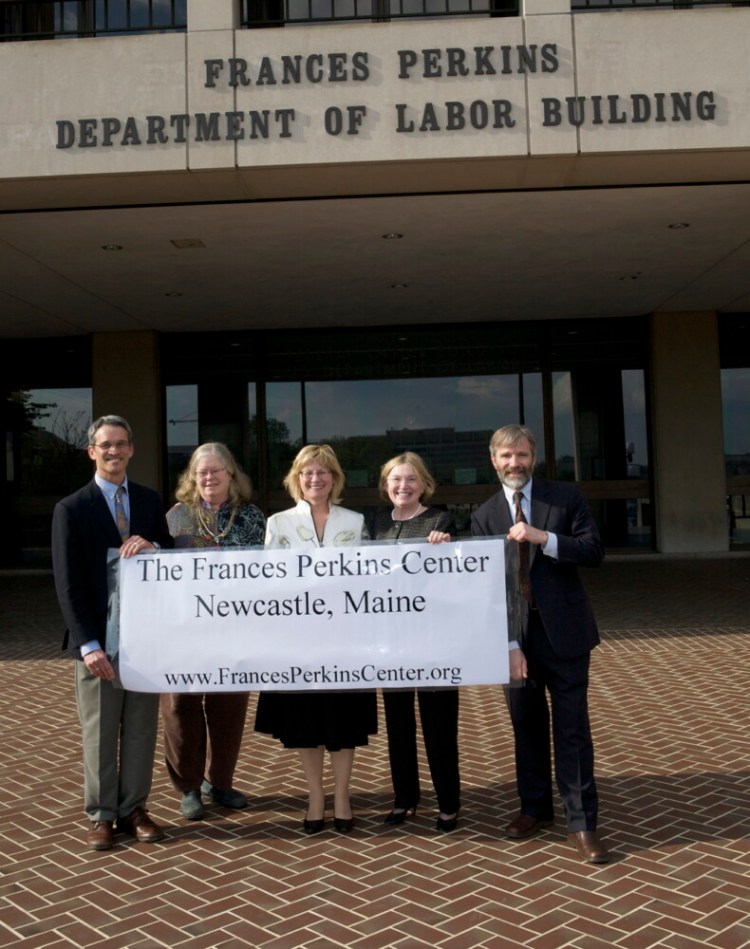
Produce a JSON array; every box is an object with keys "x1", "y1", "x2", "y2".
[
  {"x1": 284, "y1": 444, "x2": 345, "y2": 505},
  {"x1": 175, "y1": 443, "x2": 253, "y2": 507},
  {"x1": 379, "y1": 451, "x2": 436, "y2": 503},
  {"x1": 489, "y1": 424, "x2": 537, "y2": 458}
]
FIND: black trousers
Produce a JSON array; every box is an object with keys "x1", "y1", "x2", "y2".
[
  {"x1": 505, "y1": 612, "x2": 598, "y2": 831},
  {"x1": 383, "y1": 688, "x2": 461, "y2": 814}
]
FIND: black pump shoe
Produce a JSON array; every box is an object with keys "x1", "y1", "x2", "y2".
[
  {"x1": 384, "y1": 805, "x2": 417, "y2": 826},
  {"x1": 333, "y1": 815, "x2": 355, "y2": 833},
  {"x1": 435, "y1": 812, "x2": 459, "y2": 832},
  {"x1": 303, "y1": 816, "x2": 325, "y2": 834}
]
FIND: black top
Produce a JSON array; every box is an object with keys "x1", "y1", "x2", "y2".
[{"x1": 371, "y1": 505, "x2": 455, "y2": 542}]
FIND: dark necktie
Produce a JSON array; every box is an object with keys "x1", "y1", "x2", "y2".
[
  {"x1": 114, "y1": 486, "x2": 130, "y2": 541},
  {"x1": 513, "y1": 491, "x2": 533, "y2": 604}
]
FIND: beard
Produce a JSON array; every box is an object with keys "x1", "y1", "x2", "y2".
[{"x1": 499, "y1": 469, "x2": 530, "y2": 490}]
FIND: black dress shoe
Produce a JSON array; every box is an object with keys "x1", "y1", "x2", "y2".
[
  {"x1": 303, "y1": 817, "x2": 325, "y2": 835},
  {"x1": 383, "y1": 805, "x2": 417, "y2": 826},
  {"x1": 333, "y1": 815, "x2": 354, "y2": 833}
]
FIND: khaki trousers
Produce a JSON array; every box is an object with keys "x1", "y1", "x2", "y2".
[{"x1": 75, "y1": 661, "x2": 159, "y2": 821}]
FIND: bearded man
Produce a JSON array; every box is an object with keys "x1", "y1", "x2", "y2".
[{"x1": 471, "y1": 424, "x2": 609, "y2": 864}]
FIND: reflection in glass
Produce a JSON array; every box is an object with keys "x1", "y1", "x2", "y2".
[
  {"x1": 721, "y1": 367, "x2": 750, "y2": 545},
  {"x1": 166, "y1": 384, "x2": 198, "y2": 497},
  {"x1": 266, "y1": 374, "x2": 541, "y2": 491},
  {"x1": 722, "y1": 368, "x2": 750, "y2": 471},
  {"x1": 622, "y1": 369, "x2": 648, "y2": 478},
  {"x1": 166, "y1": 385, "x2": 198, "y2": 447},
  {"x1": 552, "y1": 371, "x2": 575, "y2": 481},
  {"x1": 13, "y1": 388, "x2": 93, "y2": 551},
  {"x1": 266, "y1": 382, "x2": 304, "y2": 489},
  {"x1": 522, "y1": 373, "x2": 545, "y2": 472}
]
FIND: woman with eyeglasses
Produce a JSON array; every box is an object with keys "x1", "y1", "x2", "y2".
[
  {"x1": 161, "y1": 442, "x2": 266, "y2": 821},
  {"x1": 254, "y1": 444, "x2": 376, "y2": 834}
]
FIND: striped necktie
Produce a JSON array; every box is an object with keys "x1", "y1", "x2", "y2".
[
  {"x1": 114, "y1": 486, "x2": 130, "y2": 541},
  {"x1": 513, "y1": 491, "x2": 533, "y2": 604}
]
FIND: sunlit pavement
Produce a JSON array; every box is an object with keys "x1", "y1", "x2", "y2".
[{"x1": 1, "y1": 555, "x2": 749, "y2": 948}]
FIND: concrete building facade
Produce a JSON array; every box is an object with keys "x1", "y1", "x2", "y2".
[{"x1": 1, "y1": 0, "x2": 749, "y2": 562}]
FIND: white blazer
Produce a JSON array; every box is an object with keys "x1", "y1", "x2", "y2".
[{"x1": 265, "y1": 499, "x2": 366, "y2": 549}]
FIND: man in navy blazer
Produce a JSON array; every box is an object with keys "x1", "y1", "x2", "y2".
[
  {"x1": 471, "y1": 424, "x2": 609, "y2": 864},
  {"x1": 52, "y1": 415, "x2": 173, "y2": 851}
]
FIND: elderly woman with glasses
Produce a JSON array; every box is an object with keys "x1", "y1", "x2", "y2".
[
  {"x1": 161, "y1": 442, "x2": 266, "y2": 821},
  {"x1": 254, "y1": 444, "x2": 376, "y2": 834}
]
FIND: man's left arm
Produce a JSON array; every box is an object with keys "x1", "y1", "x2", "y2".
[
  {"x1": 508, "y1": 487, "x2": 603, "y2": 567},
  {"x1": 551, "y1": 490, "x2": 604, "y2": 568}
]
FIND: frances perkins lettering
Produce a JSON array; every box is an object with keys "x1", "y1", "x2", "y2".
[
  {"x1": 137, "y1": 549, "x2": 491, "y2": 584},
  {"x1": 54, "y1": 44, "x2": 718, "y2": 149}
]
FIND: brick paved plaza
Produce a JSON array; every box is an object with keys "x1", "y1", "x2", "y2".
[{"x1": 1, "y1": 556, "x2": 749, "y2": 948}]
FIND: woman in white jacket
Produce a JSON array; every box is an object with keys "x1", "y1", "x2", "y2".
[{"x1": 255, "y1": 444, "x2": 376, "y2": 834}]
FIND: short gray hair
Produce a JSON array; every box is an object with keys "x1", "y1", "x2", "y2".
[
  {"x1": 489, "y1": 424, "x2": 536, "y2": 457},
  {"x1": 88, "y1": 415, "x2": 133, "y2": 446}
]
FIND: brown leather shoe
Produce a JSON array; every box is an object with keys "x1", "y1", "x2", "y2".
[
  {"x1": 568, "y1": 830, "x2": 610, "y2": 864},
  {"x1": 506, "y1": 813, "x2": 554, "y2": 839},
  {"x1": 86, "y1": 820, "x2": 114, "y2": 851},
  {"x1": 117, "y1": 807, "x2": 165, "y2": 843}
]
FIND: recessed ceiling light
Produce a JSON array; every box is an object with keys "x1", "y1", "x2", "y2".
[
  {"x1": 668, "y1": 223, "x2": 690, "y2": 229},
  {"x1": 170, "y1": 239, "x2": 206, "y2": 249},
  {"x1": 382, "y1": 233, "x2": 403, "y2": 240},
  {"x1": 101, "y1": 244, "x2": 122, "y2": 251}
]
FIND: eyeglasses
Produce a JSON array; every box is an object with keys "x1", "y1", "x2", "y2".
[
  {"x1": 92, "y1": 441, "x2": 130, "y2": 451},
  {"x1": 196, "y1": 467, "x2": 227, "y2": 480},
  {"x1": 300, "y1": 469, "x2": 332, "y2": 480}
]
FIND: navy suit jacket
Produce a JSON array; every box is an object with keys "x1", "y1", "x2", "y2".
[
  {"x1": 51, "y1": 479, "x2": 173, "y2": 659},
  {"x1": 471, "y1": 479, "x2": 603, "y2": 660}
]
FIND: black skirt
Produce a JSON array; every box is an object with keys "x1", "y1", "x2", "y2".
[{"x1": 255, "y1": 690, "x2": 377, "y2": 751}]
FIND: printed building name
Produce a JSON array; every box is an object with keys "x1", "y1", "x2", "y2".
[
  {"x1": 55, "y1": 89, "x2": 717, "y2": 148},
  {"x1": 53, "y1": 46, "x2": 720, "y2": 149}
]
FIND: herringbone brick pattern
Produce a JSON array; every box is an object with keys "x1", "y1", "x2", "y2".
[{"x1": 1, "y1": 558, "x2": 749, "y2": 948}]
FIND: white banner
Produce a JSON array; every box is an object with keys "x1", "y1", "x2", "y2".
[{"x1": 117, "y1": 539, "x2": 508, "y2": 693}]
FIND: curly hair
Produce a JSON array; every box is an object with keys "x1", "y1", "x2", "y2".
[{"x1": 175, "y1": 443, "x2": 254, "y2": 507}]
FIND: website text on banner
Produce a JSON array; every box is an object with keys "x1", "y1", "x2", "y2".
[{"x1": 118, "y1": 539, "x2": 509, "y2": 693}]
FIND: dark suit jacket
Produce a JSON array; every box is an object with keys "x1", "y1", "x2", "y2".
[
  {"x1": 51, "y1": 479, "x2": 173, "y2": 659},
  {"x1": 471, "y1": 478, "x2": 603, "y2": 660}
]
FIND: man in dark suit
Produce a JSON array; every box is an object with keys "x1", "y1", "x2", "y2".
[
  {"x1": 52, "y1": 415, "x2": 173, "y2": 851},
  {"x1": 471, "y1": 424, "x2": 609, "y2": 863}
]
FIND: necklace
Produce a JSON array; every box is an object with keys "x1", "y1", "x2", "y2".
[
  {"x1": 391, "y1": 504, "x2": 424, "y2": 522},
  {"x1": 196, "y1": 504, "x2": 237, "y2": 544}
]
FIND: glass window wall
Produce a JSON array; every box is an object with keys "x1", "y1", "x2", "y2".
[
  {"x1": 266, "y1": 373, "x2": 543, "y2": 494},
  {"x1": 721, "y1": 367, "x2": 750, "y2": 546},
  {"x1": 11, "y1": 386, "x2": 92, "y2": 557}
]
